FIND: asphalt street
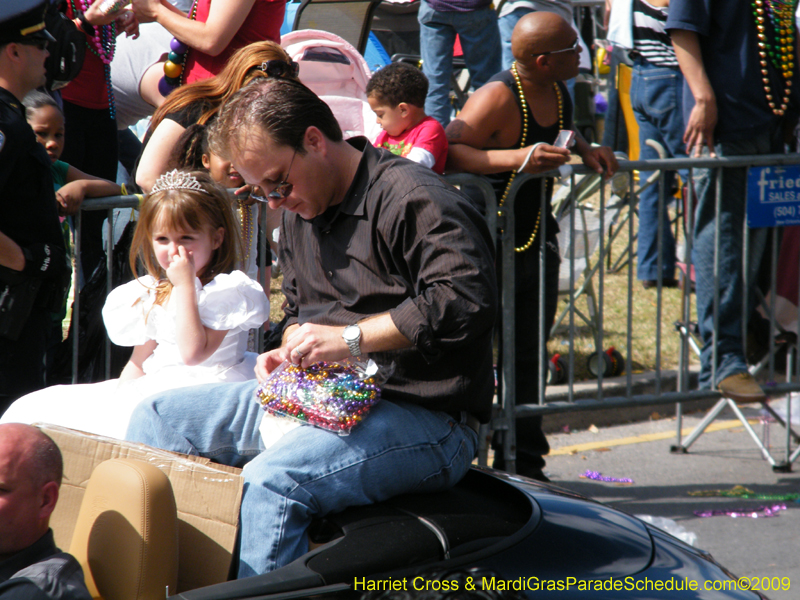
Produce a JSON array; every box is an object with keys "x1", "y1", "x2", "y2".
[{"x1": 538, "y1": 398, "x2": 800, "y2": 600}]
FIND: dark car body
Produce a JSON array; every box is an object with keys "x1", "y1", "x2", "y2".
[{"x1": 171, "y1": 467, "x2": 767, "y2": 600}]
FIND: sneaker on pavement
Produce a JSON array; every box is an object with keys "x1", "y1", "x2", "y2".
[{"x1": 717, "y1": 372, "x2": 766, "y2": 404}]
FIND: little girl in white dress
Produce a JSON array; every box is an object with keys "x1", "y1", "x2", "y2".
[{"x1": 2, "y1": 170, "x2": 270, "y2": 439}]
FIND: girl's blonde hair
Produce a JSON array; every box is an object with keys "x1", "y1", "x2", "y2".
[
  {"x1": 130, "y1": 171, "x2": 242, "y2": 305},
  {"x1": 147, "y1": 40, "x2": 298, "y2": 138}
]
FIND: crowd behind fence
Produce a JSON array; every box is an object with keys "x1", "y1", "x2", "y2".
[{"x1": 73, "y1": 152, "x2": 800, "y2": 470}]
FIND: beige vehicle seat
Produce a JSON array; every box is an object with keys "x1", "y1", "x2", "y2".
[{"x1": 69, "y1": 458, "x2": 179, "y2": 599}]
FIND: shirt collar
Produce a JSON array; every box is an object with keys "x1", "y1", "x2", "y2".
[
  {"x1": 0, "y1": 529, "x2": 57, "y2": 582},
  {"x1": 310, "y1": 136, "x2": 380, "y2": 231}
]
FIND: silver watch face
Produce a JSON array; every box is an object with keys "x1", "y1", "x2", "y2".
[{"x1": 343, "y1": 325, "x2": 360, "y2": 342}]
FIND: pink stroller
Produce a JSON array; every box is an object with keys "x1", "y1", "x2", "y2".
[{"x1": 281, "y1": 29, "x2": 382, "y2": 143}]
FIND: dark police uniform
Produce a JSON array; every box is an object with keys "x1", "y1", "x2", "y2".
[{"x1": 0, "y1": 1, "x2": 69, "y2": 412}]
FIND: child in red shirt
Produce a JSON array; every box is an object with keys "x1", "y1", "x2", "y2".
[{"x1": 367, "y1": 63, "x2": 448, "y2": 174}]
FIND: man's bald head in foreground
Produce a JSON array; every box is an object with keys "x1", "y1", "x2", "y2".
[{"x1": 0, "y1": 423, "x2": 63, "y2": 559}]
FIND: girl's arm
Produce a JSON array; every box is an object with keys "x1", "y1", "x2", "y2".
[
  {"x1": 57, "y1": 167, "x2": 123, "y2": 216},
  {"x1": 136, "y1": 119, "x2": 187, "y2": 193},
  {"x1": 169, "y1": 247, "x2": 229, "y2": 365},
  {"x1": 131, "y1": 0, "x2": 257, "y2": 56},
  {"x1": 118, "y1": 339, "x2": 158, "y2": 381}
]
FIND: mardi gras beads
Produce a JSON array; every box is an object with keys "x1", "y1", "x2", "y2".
[
  {"x1": 158, "y1": 1, "x2": 198, "y2": 96},
  {"x1": 69, "y1": 0, "x2": 117, "y2": 118},
  {"x1": 255, "y1": 361, "x2": 380, "y2": 435},
  {"x1": 752, "y1": 0, "x2": 797, "y2": 115},
  {"x1": 579, "y1": 470, "x2": 634, "y2": 484},
  {"x1": 689, "y1": 485, "x2": 800, "y2": 502},
  {"x1": 694, "y1": 504, "x2": 787, "y2": 518}
]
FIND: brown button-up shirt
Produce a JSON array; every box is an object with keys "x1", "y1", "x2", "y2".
[{"x1": 279, "y1": 138, "x2": 497, "y2": 421}]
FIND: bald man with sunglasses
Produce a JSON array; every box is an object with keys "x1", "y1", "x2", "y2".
[{"x1": 445, "y1": 12, "x2": 617, "y2": 482}]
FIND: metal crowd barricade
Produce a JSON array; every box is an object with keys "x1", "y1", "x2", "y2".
[
  {"x1": 442, "y1": 173, "x2": 499, "y2": 465},
  {"x1": 496, "y1": 153, "x2": 800, "y2": 473},
  {"x1": 73, "y1": 154, "x2": 800, "y2": 471},
  {"x1": 73, "y1": 195, "x2": 141, "y2": 382}
]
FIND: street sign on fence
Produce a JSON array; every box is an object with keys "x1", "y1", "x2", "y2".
[{"x1": 747, "y1": 165, "x2": 800, "y2": 227}]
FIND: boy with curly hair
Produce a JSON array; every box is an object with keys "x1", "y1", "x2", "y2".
[{"x1": 367, "y1": 62, "x2": 448, "y2": 174}]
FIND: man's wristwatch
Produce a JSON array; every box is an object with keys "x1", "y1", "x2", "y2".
[{"x1": 342, "y1": 324, "x2": 362, "y2": 357}]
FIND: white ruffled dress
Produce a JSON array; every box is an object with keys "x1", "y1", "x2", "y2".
[{"x1": 1, "y1": 271, "x2": 269, "y2": 440}]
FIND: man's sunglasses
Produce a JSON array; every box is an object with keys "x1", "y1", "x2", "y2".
[
  {"x1": 267, "y1": 148, "x2": 298, "y2": 201},
  {"x1": 532, "y1": 38, "x2": 580, "y2": 57},
  {"x1": 259, "y1": 59, "x2": 300, "y2": 79}
]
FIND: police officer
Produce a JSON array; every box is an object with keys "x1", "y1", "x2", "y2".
[{"x1": 0, "y1": 1, "x2": 70, "y2": 413}]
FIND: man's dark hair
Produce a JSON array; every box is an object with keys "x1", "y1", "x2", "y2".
[
  {"x1": 209, "y1": 78, "x2": 342, "y2": 159},
  {"x1": 366, "y1": 62, "x2": 428, "y2": 109}
]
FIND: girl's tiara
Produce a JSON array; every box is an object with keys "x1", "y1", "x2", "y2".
[{"x1": 151, "y1": 170, "x2": 206, "y2": 194}]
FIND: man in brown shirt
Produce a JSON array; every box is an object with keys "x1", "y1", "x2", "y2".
[{"x1": 126, "y1": 77, "x2": 497, "y2": 579}]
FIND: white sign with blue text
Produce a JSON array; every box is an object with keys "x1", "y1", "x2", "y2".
[{"x1": 747, "y1": 165, "x2": 800, "y2": 228}]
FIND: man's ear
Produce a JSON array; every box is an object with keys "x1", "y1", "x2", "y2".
[
  {"x1": 535, "y1": 55, "x2": 549, "y2": 70},
  {"x1": 1, "y1": 42, "x2": 20, "y2": 61},
  {"x1": 304, "y1": 126, "x2": 326, "y2": 154},
  {"x1": 39, "y1": 481, "x2": 59, "y2": 522}
]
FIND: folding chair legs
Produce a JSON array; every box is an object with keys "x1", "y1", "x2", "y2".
[
  {"x1": 671, "y1": 398, "x2": 770, "y2": 461},
  {"x1": 671, "y1": 397, "x2": 799, "y2": 471}
]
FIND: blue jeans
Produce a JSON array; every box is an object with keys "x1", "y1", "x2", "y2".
[
  {"x1": 498, "y1": 7, "x2": 525, "y2": 71},
  {"x1": 692, "y1": 131, "x2": 776, "y2": 388},
  {"x1": 418, "y1": 0, "x2": 501, "y2": 127},
  {"x1": 125, "y1": 380, "x2": 478, "y2": 577},
  {"x1": 630, "y1": 60, "x2": 687, "y2": 281}
]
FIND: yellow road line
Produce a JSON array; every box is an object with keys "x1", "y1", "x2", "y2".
[{"x1": 550, "y1": 419, "x2": 756, "y2": 456}]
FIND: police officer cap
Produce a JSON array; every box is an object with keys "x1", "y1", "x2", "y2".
[{"x1": 0, "y1": 0, "x2": 57, "y2": 45}]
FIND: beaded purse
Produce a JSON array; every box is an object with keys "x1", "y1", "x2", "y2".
[{"x1": 255, "y1": 359, "x2": 382, "y2": 435}]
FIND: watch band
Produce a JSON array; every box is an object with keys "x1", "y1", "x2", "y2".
[
  {"x1": 346, "y1": 337, "x2": 361, "y2": 357},
  {"x1": 343, "y1": 324, "x2": 362, "y2": 357}
]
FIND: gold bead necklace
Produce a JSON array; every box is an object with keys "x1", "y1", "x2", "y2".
[
  {"x1": 752, "y1": 0, "x2": 796, "y2": 116},
  {"x1": 499, "y1": 62, "x2": 563, "y2": 253},
  {"x1": 237, "y1": 198, "x2": 253, "y2": 270}
]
